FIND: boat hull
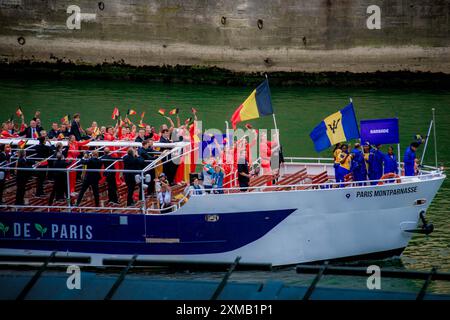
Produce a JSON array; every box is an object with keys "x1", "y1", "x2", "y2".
[{"x1": 0, "y1": 175, "x2": 445, "y2": 266}]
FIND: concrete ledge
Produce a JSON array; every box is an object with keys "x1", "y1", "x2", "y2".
[{"x1": 1, "y1": 36, "x2": 450, "y2": 74}]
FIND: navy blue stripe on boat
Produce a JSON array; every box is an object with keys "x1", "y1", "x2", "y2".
[{"x1": 0, "y1": 209, "x2": 295, "y2": 255}]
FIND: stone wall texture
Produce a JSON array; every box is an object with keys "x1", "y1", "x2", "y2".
[{"x1": 1, "y1": 0, "x2": 449, "y2": 73}]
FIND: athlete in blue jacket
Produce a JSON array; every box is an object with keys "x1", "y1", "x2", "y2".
[
  {"x1": 350, "y1": 143, "x2": 367, "y2": 184},
  {"x1": 368, "y1": 145, "x2": 384, "y2": 184},
  {"x1": 404, "y1": 142, "x2": 419, "y2": 176},
  {"x1": 383, "y1": 146, "x2": 398, "y2": 174}
]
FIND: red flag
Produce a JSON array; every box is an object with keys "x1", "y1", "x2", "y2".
[
  {"x1": 111, "y1": 107, "x2": 120, "y2": 120},
  {"x1": 158, "y1": 109, "x2": 166, "y2": 116},
  {"x1": 16, "y1": 107, "x2": 23, "y2": 117}
]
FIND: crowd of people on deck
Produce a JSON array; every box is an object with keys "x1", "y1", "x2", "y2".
[
  {"x1": 0, "y1": 108, "x2": 282, "y2": 209},
  {"x1": 0, "y1": 107, "x2": 427, "y2": 208},
  {"x1": 332, "y1": 135, "x2": 423, "y2": 186}
]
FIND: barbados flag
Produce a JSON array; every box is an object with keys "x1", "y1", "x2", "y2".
[
  {"x1": 231, "y1": 79, "x2": 273, "y2": 129},
  {"x1": 309, "y1": 102, "x2": 360, "y2": 152}
]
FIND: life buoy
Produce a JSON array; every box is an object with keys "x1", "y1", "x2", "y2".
[{"x1": 377, "y1": 173, "x2": 401, "y2": 185}]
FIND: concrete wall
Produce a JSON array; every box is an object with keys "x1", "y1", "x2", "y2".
[{"x1": 0, "y1": 0, "x2": 449, "y2": 73}]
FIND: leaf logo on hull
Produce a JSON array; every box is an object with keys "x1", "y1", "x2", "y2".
[
  {"x1": 34, "y1": 223, "x2": 47, "y2": 237},
  {"x1": 0, "y1": 222, "x2": 9, "y2": 236},
  {"x1": 205, "y1": 215, "x2": 219, "y2": 222}
]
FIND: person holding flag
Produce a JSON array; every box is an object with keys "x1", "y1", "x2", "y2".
[
  {"x1": 67, "y1": 134, "x2": 92, "y2": 195},
  {"x1": 309, "y1": 101, "x2": 360, "y2": 183},
  {"x1": 19, "y1": 119, "x2": 41, "y2": 139},
  {"x1": 309, "y1": 101, "x2": 360, "y2": 153},
  {"x1": 350, "y1": 143, "x2": 367, "y2": 184},
  {"x1": 48, "y1": 122, "x2": 61, "y2": 140}
]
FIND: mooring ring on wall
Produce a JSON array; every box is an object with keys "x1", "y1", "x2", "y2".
[
  {"x1": 257, "y1": 19, "x2": 263, "y2": 30},
  {"x1": 17, "y1": 36, "x2": 26, "y2": 45},
  {"x1": 221, "y1": 16, "x2": 226, "y2": 25},
  {"x1": 98, "y1": 2, "x2": 105, "y2": 10}
]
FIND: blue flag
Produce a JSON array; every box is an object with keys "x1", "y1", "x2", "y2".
[
  {"x1": 360, "y1": 118, "x2": 399, "y2": 145},
  {"x1": 309, "y1": 102, "x2": 360, "y2": 152}
]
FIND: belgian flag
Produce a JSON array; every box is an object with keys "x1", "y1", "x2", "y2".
[
  {"x1": 127, "y1": 109, "x2": 137, "y2": 116},
  {"x1": 111, "y1": 107, "x2": 120, "y2": 120},
  {"x1": 60, "y1": 114, "x2": 70, "y2": 124},
  {"x1": 158, "y1": 109, "x2": 166, "y2": 116},
  {"x1": 230, "y1": 79, "x2": 273, "y2": 129},
  {"x1": 169, "y1": 108, "x2": 179, "y2": 115},
  {"x1": 16, "y1": 107, "x2": 23, "y2": 117},
  {"x1": 17, "y1": 140, "x2": 27, "y2": 149}
]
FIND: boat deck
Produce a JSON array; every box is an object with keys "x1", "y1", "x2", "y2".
[
  {"x1": 0, "y1": 162, "x2": 336, "y2": 213},
  {"x1": 0, "y1": 154, "x2": 442, "y2": 214}
]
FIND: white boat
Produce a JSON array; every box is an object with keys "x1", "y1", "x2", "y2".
[{"x1": 0, "y1": 139, "x2": 445, "y2": 267}]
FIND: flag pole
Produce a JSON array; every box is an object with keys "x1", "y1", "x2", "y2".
[
  {"x1": 264, "y1": 74, "x2": 279, "y2": 143},
  {"x1": 432, "y1": 108, "x2": 438, "y2": 168},
  {"x1": 225, "y1": 120, "x2": 230, "y2": 148},
  {"x1": 420, "y1": 119, "x2": 433, "y2": 165}
]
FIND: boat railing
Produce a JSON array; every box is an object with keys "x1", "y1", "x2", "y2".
[
  {"x1": 188, "y1": 169, "x2": 445, "y2": 194},
  {"x1": 284, "y1": 156, "x2": 334, "y2": 164},
  {"x1": 0, "y1": 203, "x2": 143, "y2": 214},
  {"x1": 0, "y1": 169, "x2": 444, "y2": 214}
]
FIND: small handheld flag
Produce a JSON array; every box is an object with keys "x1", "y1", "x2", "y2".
[
  {"x1": 127, "y1": 109, "x2": 137, "y2": 116},
  {"x1": 138, "y1": 112, "x2": 146, "y2": 128},
  {"x1": 60, "y1": 114, "x2": 69, "y2": 124},
  {"x1": 191, "y1": 107, "x2": 197, "y2": 114},
  {"x1": 309, "y1": 102, "x2": 360, "y2": 152},
  {"x1": 158, "y1": 109, "x2": 166, "y2": 116},
  {"x1": 16, "y1": 107, "x2": 23, "y2": 117},
  {"x1": 111, "y1": 107, "x2": 120, "y2": 120},
  {"x1": 17, "y1": 140, "x2": 26, "y2": 149},
  {"x1": 231, "y1": 79, "x2": 273, "y2": 129},
  {"x1": 169, "y1": 108, "x2": 179, "y2": 115}
]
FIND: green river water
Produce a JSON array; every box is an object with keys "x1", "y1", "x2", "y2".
[{"x1": 0, "y1": 78, "x2": 449, "y2": 295}]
